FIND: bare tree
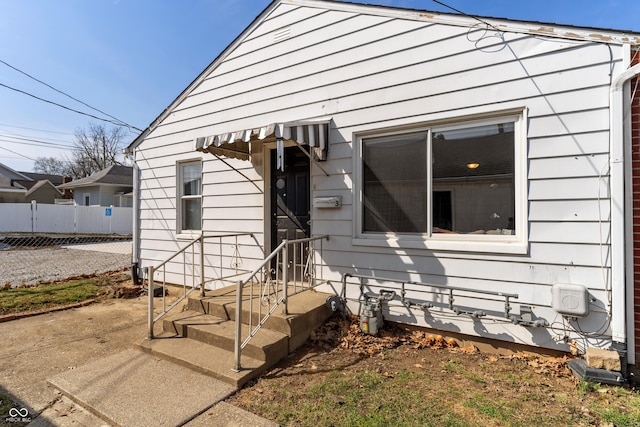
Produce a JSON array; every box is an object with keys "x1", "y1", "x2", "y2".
[
  {"x1": 67, "y1": 123, "x2": 126, "y2": 178},
  {"x1": 33, "y1": 156, "x2": 71, "y2": 175}
]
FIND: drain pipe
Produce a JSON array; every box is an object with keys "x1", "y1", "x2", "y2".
[
  {"x1": 125, "y1": 148, "x2": 142, "y2": 285},
  {"x1": 609, "y1": 58, "x2": 640, "y2": 363}
]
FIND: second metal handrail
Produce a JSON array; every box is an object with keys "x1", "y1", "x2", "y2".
[{"x1": 233, "y1": 235, "x2": 328, "y2": 371}]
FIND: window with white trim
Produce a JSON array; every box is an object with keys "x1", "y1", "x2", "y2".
[
  {"x1": 357, "y1": 113, "x2": 525, "y2": 250},
  {"x1": 178, "y1": 161, "x2": 202, "y2": 232}
]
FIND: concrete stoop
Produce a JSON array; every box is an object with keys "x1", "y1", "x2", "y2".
[
  {"x1": 46, "y1": 286, "x2": 334, "y2": 426},
  {"x1": 138, "y1": 286, "x2": 334, "y2": 388}
]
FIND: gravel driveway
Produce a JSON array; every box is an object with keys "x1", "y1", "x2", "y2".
[{"x1": 0, "y1": 242, "x2": 132, "y2": 287}]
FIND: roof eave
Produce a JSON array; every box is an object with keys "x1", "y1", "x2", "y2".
[
  {"x1": 126, "y1": 0, "x2": 281, "y2": 153},
  {"x1": 316, "y1": 0, "x2": 640, "y2": 45},
  {"x1": 125, "y1": 0, "x2": 640, "y2": 154}
]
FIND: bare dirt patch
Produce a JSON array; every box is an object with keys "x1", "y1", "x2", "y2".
[{"x1": 0, "y1": 274, "x2": 147, "y2": 426}]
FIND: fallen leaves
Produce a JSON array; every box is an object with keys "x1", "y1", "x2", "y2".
[{"x1": 309, "y1": 313, "x2": 572, "y2": 379}]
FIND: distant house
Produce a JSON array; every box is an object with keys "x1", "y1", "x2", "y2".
[
  {"x1": 0, "y1": 162, "x2": 65, "y2": 204},
  {"x1": 58, "y1": 165, "x2": 133, "y2": 207},
  {"x1": 0, "y1": 163, "x2": 29, "y2": 203}
]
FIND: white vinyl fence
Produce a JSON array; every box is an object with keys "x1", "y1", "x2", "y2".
[
  {"x1": 0, "y1": 202, "x2": 132, "y2": 234},
  {"x1": 0, "y1": 202, "x2": 133, "y2": 287}
]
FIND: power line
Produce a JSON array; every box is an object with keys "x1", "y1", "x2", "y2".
[
  {"x1": 432, "y1": 0, "x2": 502, "y2": 32},
  {"x1": 0, "y1": 132, "x2": 74, "y2": 145},
  {"x1": 0, "y1": 155, "x2": 28, "y2": 160},
  {"x1": 0, "y1": 146, "x2": 35, "y2": 161},
  {"x1": 0, "y1": 122, "x2": 75, "y2": 136},
  {"x1": 0, "y1": 136, "x2": 73, "y2": 149},
  {"x1": 0, "y1": 58, "x2": 142, "y2": 132},
  {"x1": 0, "y1": 81, "x2": 135, "y2": 129}
]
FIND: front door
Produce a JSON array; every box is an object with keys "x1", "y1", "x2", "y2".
[{"x1": 270, "y1": 146, "x2": 311, "y2": 277}]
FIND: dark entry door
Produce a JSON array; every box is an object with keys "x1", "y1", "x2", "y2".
[{"x1": 271, "y1": 146, "x2": 311, "y2": 248}]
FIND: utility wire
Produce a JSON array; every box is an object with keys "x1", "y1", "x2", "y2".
[
  {"x1": 432, "y1": 0, "x2": 502, "y2": 32},
  {"x1": 0, "y1": 145, "x2": 35, "y2": 161},
  {"x1": 0, "y1": 122, "x2": 75, "y2": 136},
  {"x1": 0, "y1": 136, "x2": 73, "y2": 149},
  {"x1": 0, "y1": 58, "x2": 142, "y2": 132},
  {"x1": 0, "y1": 133, "x2": 73, "y2": 147},
  {"x1": 0, "y1": 135, "x2": 73, "y2": 145},
  {"x1": 0, "y1": 81, "x2": 135, "y2": 129}
]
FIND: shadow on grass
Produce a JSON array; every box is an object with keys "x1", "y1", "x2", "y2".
[{"x1": 0, "y1": 385, "x2": 35, "y2": 427}]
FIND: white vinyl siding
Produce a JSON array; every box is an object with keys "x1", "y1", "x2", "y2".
[{"x1": 134, "y1": 1, "x2": 627, "y2": 351}]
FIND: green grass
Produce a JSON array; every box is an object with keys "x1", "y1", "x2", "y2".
[
  {"x1": 0, "y1": 391, "x2": 30, "y2": 426},
  {"x1": 0, "y1": 280, "x2": 103, "y2": 315},
  {"x1": 265, "y1": 369, "x2": 475, "y2": 427},
  {"x1": 441, "y1": 359, "x2": 463, "y2": 373},
  {"x1": 585, "y1": 386, "x2": 640, "y2": 427},
  {"x1": 465, "y1": 394, "x2": 514, "y2": 422},
  {"x1": 577, "y1": 379, "x2": 600, "y2": 393}
]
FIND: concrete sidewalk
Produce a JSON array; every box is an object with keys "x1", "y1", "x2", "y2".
[
  {"x1": 0, "y1": 297, "x2": 277, "y2": 426},
  {"x1": 48, "y1": 349, "x2": 276, "y2": 426}
]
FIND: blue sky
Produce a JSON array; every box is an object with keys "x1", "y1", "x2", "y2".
[{"x1": 1, "y1": 0, "x2": 639, "y2": 173}]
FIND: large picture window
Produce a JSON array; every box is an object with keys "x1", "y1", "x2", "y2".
[
  {"x1": 178, "y1": 161, "x2": 202, "y2": 232},
  {"x1": 358, "y1": 113, "x2": 524, "y2": 249}
]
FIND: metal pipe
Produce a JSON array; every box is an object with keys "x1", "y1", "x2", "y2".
[
  {"x1": 189, "y1": 244, "x2": 193, "y2": 296},
  {"x1": 343, "y1": 273, "x2": 518, "y2": 299},
  {"x1": 233, "y1": 280, "x2": 243, "y2": 372},
  {"x1": 147, "y1": 266, "x2": 154, "y2": 340},
  {"x1": 130, "y1": 153, "x2": 141, "y2": 283},
  {"x1": 610, "y1": 60, "x2": 640, "y2": 345},
  {"x1": 200, "y1": 235, "x2": 205, "y2": 297},
  {"x1": 282, "y1": 242, "x2": 288, "y2": 315}
]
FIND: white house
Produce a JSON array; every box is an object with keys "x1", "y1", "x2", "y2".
[
  {"x1": 58, "y1": 165, "x2": 133, "y2": 207},
  {"x1": 126, "y1": 0, "x2": 640, "y2": 376}
]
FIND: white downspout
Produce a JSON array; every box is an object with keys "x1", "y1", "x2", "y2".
[
  {"x1": 124, "y1": 147, "x2": 141, "y2": 284},
  {"x1": 610, "y1": 59, "x2": 640, "y2": 345},
  {"x1": 132, "y1": 152, "x2": 140, "y2": 267}
]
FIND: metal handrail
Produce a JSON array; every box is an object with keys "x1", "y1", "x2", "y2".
[
  {"x1": 146, "y1": 232, "x2": 255, "y2": 339},
  {"x1": 233, "y1": 235, "x2": 328, "y2": 371}
]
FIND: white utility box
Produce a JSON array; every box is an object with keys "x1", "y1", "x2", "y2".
[{"x1": 551, "y1": 283, "x2": 589, "y2": 317}]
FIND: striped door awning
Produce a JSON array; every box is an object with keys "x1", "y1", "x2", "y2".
[{"x1": 194, "y1": 119, "x2": 330, "y2": 163}]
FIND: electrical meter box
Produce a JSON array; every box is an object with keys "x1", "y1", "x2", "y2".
[{"x1": 551, "y1": 283, "x2": 589, "y2": 317}]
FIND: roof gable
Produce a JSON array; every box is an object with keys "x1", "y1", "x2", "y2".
[
  {"x1": 19, "y1": 172, "x2": 66, "y2": 186},
  {"x1": 58, "y1": 165, "x2": 132, "y2": 189},
  {"x1": 126, "y1": 0, "x2": 640, "y2": 152},
  {"x1": 25, "y1": 180, "x2": 63, "y2": 198},
  {"x1": 0, "y1": 162, "x2": 32, "y2": 182}
]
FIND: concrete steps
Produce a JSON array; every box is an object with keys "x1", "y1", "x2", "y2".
[{"x1": 138, "y1": 285, "x2": 334, "y2": 388}]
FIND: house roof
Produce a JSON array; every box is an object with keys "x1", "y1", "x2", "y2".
[
  {"x1": 125, "y1": 0, "x2": 640, "y2": 154},
  {"x1": 14, "y1": 172, "x2": 66, "y2": 190},
  {"x1": 24, "y1": 180, "x2": 63, "y2": 198},
  {"x1": 0, "y1": 161, "x2": 32, "y2": 182},
  {"x1": 58, "y1": 165, "x2": 133, "y2": 189}
]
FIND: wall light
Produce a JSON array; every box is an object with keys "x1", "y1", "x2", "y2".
[{"x1": 466, "y1": 163, "x2": 480, "y2": 169}]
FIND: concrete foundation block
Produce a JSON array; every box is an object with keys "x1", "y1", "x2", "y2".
[{"x1": 585, "y1": 347, "x2": 621, "y2": 371}]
